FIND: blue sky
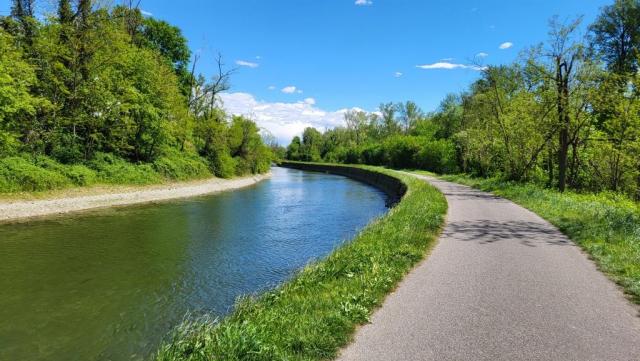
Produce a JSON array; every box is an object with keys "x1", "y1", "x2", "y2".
[{"x1": 1, "y1": 0, "x2": 611, "y2": 144}]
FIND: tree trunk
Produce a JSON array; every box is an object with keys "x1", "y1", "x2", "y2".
[
  {"x1": 558, "y1": 127, "x2": 569, "y2": 192},
  {"x1": 547, "y1": 145, "x2": 554, "y2": 187},
  {"x1": 556, "y1": 59, "x2": 570, "y2": 193}
]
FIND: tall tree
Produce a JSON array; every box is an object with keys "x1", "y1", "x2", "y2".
[
  {"x1": 590, "y1": 0, "x2": 640, "y2": 74},
  {"x1": 397, "y1": 101, "x2": 424, "y2": 133},
  {"x1": 547, "y1": 17, "x2": 586, "y2": 192},
  {"x1": 140, "y1": 17, "x2": 192, "y2": 96},
  {"x1": 379, "y1": 102, "x2": 400, "y2": 137},
  {"x1": 58, "y1": 0, "x2": 73, "y2": 25},
  {"x1": 10, "y1": 0, "x2": 36, "y2": 46}
]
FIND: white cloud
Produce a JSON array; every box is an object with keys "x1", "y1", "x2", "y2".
[
  {"x1": 441, "y1": 57, "x2": 455, "y2": 62},
  {"x1": 236, "y1": 60, "x2": 259, "y2": 68},
  {"x1": 297, "y1": 89, "x2": 303, "y2": 94},
  {"x1": 282, "y1": 86, "x2": 298, "y2": 94},
  {"x1": 219, "y1": 92, "x2": 362, "y2": 145},
  {"x1": 416, "y1": 62, "x2": 486, "y2": 71},
  {"x1": 394, "y1": 71, "x2": 403, "y2": 78},
  {"x1": 476, "y1": 52, "x2": 489, "y2": 58},
  {"x1": 268, "y1": 85, "x2": 276, "y2": 90},
  {"x1": 255, "y1": 56, "x2": 262, "y2": 60},
  {"x1": 140, "y1": 9, "x2": 153, "y2": 16},
  {"x1": 499, "y1": 42, "x2": 513, "y2": 50},
  {"x1": 355, "y1": 0, "x2": 373, "y2": 5}
]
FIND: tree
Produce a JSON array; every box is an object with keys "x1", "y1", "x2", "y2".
[
  {"x1": 58, "y1": 0, "x2": 73, "y2": 25},
  {"x1": 343, "y1": 110, "x2": 368, "y2": 145},
  {"x1": 190, "y1": 54, "x2": 235, "y2": 115},
  {"x1": 431, "y1": 94, "x2": 463, "y2": 139},
  {"x1": 546, "y1": 17, "x2": 588, "y2": 192},
  {"x1": 286, "y1": 136, "x2": 302, "y2": 160},
  {"x1": 379, "y1": 102, "x2": 401, "y2": 137},
  {"x1": 9, "y1": 0, "x2": 37, "y2": 47},
  {"x1": 396, "y1": 101, "x2": 424, "y2": 133},
  {"x1": 140, "y1": 17, "x2": 192, "y2": 96},
  {"x1": 590, "y1": 0, "x2": 640, "y2": 74},
  {"x1": 301, "y1": 127, "x2": 323, "y2": 161},
  {"x1": 0, "y1": 29, "x2": 46, "y2": 154}
]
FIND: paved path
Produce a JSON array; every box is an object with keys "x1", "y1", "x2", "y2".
[{"x1": 339, "y1": 175, "x2": 640, "y2": 361}]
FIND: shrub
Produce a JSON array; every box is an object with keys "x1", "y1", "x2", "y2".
[
  {"x1": 358, "y1": 143, "x2": 384, "y2": 165},
  {"x1": 89, "y1": 152, "x2": 162, "y2": 185},
  {"x1": 413, "y1": 139, "x2": 459, "y2": 174},
  {"x1": 207, "y1": 147, "x2": 236, "y2": 179},
  {"x1": 382, "y1": 136, "x2": 423, "y2": 169},
  {"x1": 153, "y1": 151, "x2": 211, "y2": 181},
  {"x1": 34, "y1": 156, "x2": 98, "y2": 186},
  {"x1": 0, "y1": 156, "x2": 71, "y2": 192}
]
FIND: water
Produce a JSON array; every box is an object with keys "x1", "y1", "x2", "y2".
[{"x1": 0, "y1": 167, "x2": 388, "y2": 361}]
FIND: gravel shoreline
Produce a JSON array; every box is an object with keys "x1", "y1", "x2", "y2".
[{"x1": 0, "y1": 173, "x2": 271, "y2": 223}]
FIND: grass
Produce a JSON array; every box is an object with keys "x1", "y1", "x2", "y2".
[
  {"x1": 440, "y1": 174, "x2": 640, "y2": 304},
  {"x1": 154, "y1": 165, "x2": 447, "y2": 361}
]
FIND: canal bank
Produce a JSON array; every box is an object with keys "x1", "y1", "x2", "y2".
[
  {"x1": 279, "y1": 161, "x2": 406, "y2": 205},
  {"x1": 0, "y1": 173, "x2": 271, "y2": 223}
]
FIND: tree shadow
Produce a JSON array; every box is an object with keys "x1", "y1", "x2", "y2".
[{"x1": 443, "y1": 219, "x2": 571, "y2": 247}]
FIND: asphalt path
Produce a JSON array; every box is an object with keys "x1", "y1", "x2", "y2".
[{"x1": 338, "y1": 174, "x2": 640, "y2": 361}]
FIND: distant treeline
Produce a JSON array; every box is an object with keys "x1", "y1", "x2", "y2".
[
  {"x1": 0, "y1": 0, "x2": 272, "y2": 192},
  {"x1": 286, "y1": 0, "x2": 640, "y2": 199}
]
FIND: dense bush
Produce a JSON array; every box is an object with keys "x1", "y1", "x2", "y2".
[
  {"x1": 153, "y1": 150, "x2": 211, "y2": 181},
  {"x1": 0, "y1": 157, "x2": 71, "y2": 192},
  {"x1": 34, "y1": 156, "x2": 98, "y2": 186},
  {"x1": 413, "y1": 139, "x2": 458, "y2": 174},
  {"x1": 86, "y1": 152, "x2": 161, "y2": 185}
]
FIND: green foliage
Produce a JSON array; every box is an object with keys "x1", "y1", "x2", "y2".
[
  {"x1": 0, "y1": 156, "x2": 71, "y2": 192},
  {"x1": 442, "y1": 173, "x2": 640, "y2": 304},
  {"x1": 0, "y1": 29, "x2": 47, "y2": 153},
  {"x1": 153, "y1": 150, "x2": 211, "y2": 181},
  {"x1": 590, "y1": 0, "x2": 640, "y2": 74},
  {"x1": 88, "y1": 152, "x2": 161, "y2": 185},
  {"x1": 140, "y1": 17, "x2": 192, "y2": 96},
  {"x1": 413, "y1": 139, "x2": 459, "y2": 174},
  {"x1": 155, "y1": 165, "x2": 447, "y2": 361},
  {"x1": 284, "y1": 6, "x2": 640, "y2": 199},
  {"x1": 33, "y1": 155, "x2": 97, "y2": 186},
  {"x1": 0, "y1": 4, "x2": 271, "y2": 193},
  {"x1": 208, "y1": 145, "x2": 237, "y2": 179}
]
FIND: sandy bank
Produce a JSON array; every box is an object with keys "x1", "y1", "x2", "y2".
[{"x1": 0, "y1": 173, "x2": 271, "y2": 223}]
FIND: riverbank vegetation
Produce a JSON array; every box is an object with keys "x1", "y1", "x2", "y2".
[
  {"x1": 286, "y1": 0, "x2": 640, "y2": 201},
  {"x1": 440, "y1": 174, "x2": 640, "y2": 304},
  {"x1": 155, "y1": 165, "x2": 447, "y2": 361},
  {"x1": 0, "y1": 0, "x2": 271, "y2": 193}
]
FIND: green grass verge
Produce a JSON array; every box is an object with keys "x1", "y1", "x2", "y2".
[
  {"x1": 154, "y1": 165, "x2": 447, "y2": 361},
  {"x1": 440, "y1": 174, "x2": 640, "y2": 304}
]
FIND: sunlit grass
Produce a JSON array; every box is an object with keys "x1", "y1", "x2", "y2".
[
  {"x1": 441, "y1": 174, "x2": 640, "y2": 304},
  {"x1": 155, "y1": 165, "x2": 447, "y2": 361}
]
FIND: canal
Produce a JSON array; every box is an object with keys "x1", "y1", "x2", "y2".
[{"x1": 0, "y1": 167, "x2": 388, "y2": 361}]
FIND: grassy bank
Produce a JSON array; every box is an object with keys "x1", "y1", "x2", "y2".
[
  {"x1": 0, "y1": 149, "x2": 272, "y2": 196},
  {"x1": 0, "y1": 152, "x2": 211, "y2": 194},
  {"x1": 440, "y1": 174, "x2": 640, "y2": 304},
  {"x1": 155, "y1": 165, "x2": 447, "y2": 361}
]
